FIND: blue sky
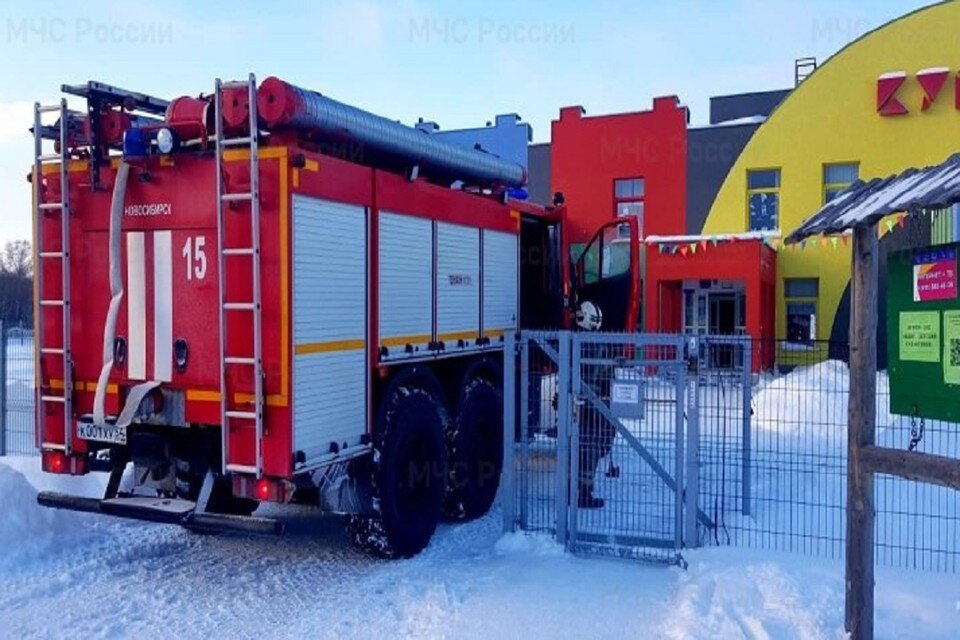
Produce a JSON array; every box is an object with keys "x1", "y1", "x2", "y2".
[{"x1": 0, "y1": 0, "x2": 928, "y2": 243}]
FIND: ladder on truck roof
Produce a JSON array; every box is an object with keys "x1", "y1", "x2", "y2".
[
  {"x1": 215, "y1": 75, "x2": 265, "y2": 478},
  {"x1": 33, "y1": 100, "x2": 74, "y2": 456}
]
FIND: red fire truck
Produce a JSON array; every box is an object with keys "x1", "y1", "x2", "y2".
[{"x1": 32, "y1": 75, "x2": 640, "y2": 557}]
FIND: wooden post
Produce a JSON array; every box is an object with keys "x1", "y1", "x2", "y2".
[{"x1": 845, "y1": 224, "x2": 878, "y2": 640}]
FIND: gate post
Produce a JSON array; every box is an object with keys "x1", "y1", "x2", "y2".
[
  {"x1": 741, "y1": 337, "x2": 752, "y2": 516},
  {"x1": 568, "y1": 332, "x2": 582, "y2": 549},
  {"x1": 0, "y1": 322, "x2": 6, "y2": 457},
  {"x1": 684, "y1": 336, "x2": 700, "y2": 548},
  {"x1": 554, "y1": 331, "x2": 571, "y2": 547},
  {"x1": 518, "y1": 335, "x2": 531, "y2": 529},
  {"x1": 502, "y1": 330, "x2": 517, "y2": 533}
]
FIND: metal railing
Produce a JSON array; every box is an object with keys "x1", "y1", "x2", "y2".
[
  {"x1": 697, "y1": 337, "x2": 959, "y2": 572},
  {"x1": 504, "y1": 331, "x2": 565, "y2": 540},
  {"x1": 505, "y1": 331, "x2": 960, "y2": 572},
  {"x1": 2, "y1": 327, "x2": 36, "y2": 456}
]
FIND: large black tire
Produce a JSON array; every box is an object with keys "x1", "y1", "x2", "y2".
[
  {"x1": 445, "y1": 378, "x2": 503, "y2": 521},
  {"x1": 349, "y1": 387, "x2": 447, "y2": 558}
]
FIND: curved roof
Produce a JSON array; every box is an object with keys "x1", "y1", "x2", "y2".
[{"x1": 789, "y1": 153, "x2": 960, "y2": 241}]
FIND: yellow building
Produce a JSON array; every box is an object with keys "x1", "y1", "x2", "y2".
[{"x1": 703, "y1": 1, "x2": 960, "y2": 355}]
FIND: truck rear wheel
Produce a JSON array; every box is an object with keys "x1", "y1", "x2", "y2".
[
  {"x1": 349, "y1": 387, "x2": 447, "y2": 558},
  {"x1": 445, "y1": 378, "x2": 503, "y2": 520}
]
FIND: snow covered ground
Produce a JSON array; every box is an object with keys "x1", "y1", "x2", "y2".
[{"x1": 2, "y1": 456, "x2": 958, "y2": 639}]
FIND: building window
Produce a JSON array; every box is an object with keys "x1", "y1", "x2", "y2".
[
  {"x1": 614, "y1": 177, "x2": 644, "y2": 236},
  {"x1": 747, "y1": 169, "x2": 780, "y2": 232},
  {"x1": 824, "y1": 163, "x2": 859, "y2": 203},
  {"x1": 785, "y1": 278, "x2": 819, "y2": 345},
  {"x1": 580, "y1": 224, "x2": 631, "y2": 286}
]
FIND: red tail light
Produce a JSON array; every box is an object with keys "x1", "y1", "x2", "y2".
[
  {"x1": 41, "y1": 451, "x2": 87, "y2": 475},
  {"x1": 231, "y1": 474, "x2": 290, "y2": 503},
  {"x1": 42, "y1": 450, "x2": 67, "y2": 474},
  {"x1": 256, "y1": 479, "x2": 271, "y2": 500}
]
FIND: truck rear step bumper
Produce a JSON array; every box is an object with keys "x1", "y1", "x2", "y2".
[{"x1": 37, "y1": 491, "x2": 285, "y2": 536}]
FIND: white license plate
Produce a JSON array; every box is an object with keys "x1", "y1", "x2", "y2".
[{"x1": 77, "y1": 421, "x2": 127, "y2": 445}]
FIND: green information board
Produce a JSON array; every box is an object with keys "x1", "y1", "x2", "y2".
[{"x1": 887, "y1": 243, "x2": 960, "y2": 422}]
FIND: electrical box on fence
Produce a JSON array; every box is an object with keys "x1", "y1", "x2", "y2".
[
  {"x1": 887, "y1": 242, "x2": 960, "y2": 422},
  {"x1": 611, "y1": 367, "x2": 645, "y2": 420}
]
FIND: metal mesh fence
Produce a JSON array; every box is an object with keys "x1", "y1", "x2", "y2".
[
  {"x1": 698, "y1": 338, "x2": 960, "y2": 573},
  {"x1": 696, "y1": 337, "x2": 752, "y2": 546},
  {"x1": 874, "y1": 395, "x2": 960, "y2": 572},
  {"x1": 3, "y1": 328, "x2": 35, "y2": 456},
  {"x1": 511, "y1": 332, "x2": 564, "y2": 538},
  {"x1": 507, "y1": 331, "x2": 960, "y2": 573},
  {"x1": 699, "y1": 339, "x2": 848, "y2": 557}
]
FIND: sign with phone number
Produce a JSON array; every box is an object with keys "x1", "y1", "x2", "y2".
[{"x1": 913, "y1": 248, "x2": 957, "y2": 302}]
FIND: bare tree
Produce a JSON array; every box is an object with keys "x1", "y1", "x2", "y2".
[
  {"x1": 0, "y1": 240, "x2": 34, "y2": 327},
  {"x1": 2, "y1": 240, "x2": 32, "y2": 278}
]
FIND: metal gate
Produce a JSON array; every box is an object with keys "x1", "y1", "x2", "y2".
[{"x1": 503, "y1": 330, "x2": 708, "y2": 564}]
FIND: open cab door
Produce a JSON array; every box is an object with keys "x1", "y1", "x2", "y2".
[
  {"x1": 519, "y1": 209, "x2": 568, "y2": 330},
  {"x1": 573, "y1": 217, "x2": 641, "y2": 332}
]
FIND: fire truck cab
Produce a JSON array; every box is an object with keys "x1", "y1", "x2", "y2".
[{"x1": 32, "y1": 76, "x2": 640, "y2": 557}]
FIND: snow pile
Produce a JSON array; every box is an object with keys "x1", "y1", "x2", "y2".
[
  {"x1": 0, "y1": 464, "x2": 57, "y2": 542},
  {"x1": 659, "y1": 548, "x2": 960, "y2": 639},
  {"x1": 1, "y1": 455, "x2": 107, "y2": 496},
  {"x1": 752, "y1": 360, "x2": 895, "y2": 437},
  {"x1": 0, "y1": 464, "x2": 69, "y2": 566},
  {"x1": 495, "y1": 532, "x2": 565, "y2": 557},
  {"x1": 0, "y1": 458, "x2": 102, "y2": 569},
  {"x1": 659, "y1": 551, "x2": 839, "y2": 639}
]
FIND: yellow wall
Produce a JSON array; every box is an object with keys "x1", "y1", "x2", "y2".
[{"x1": 703, "y1": 1, "x2": 960, "y2": 342}]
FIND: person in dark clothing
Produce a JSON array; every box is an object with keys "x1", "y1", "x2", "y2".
[
  {"x1": 578, "y1": 398, "x2": 616, "y2": 508},
  {"x1": 575, "y1": 302, "x2": 617, "y2": 509}
]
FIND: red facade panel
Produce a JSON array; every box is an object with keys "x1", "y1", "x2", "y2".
[
  {"x1": 645, "y1": 240, "x2": 777, "y2": 371},
  {"x1": 550, "y1": 97, "x2": 688, "y2": 244}
]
